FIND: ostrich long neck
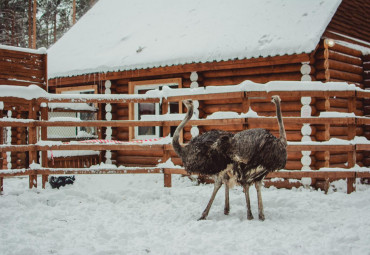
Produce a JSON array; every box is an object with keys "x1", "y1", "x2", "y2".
[
  {"x1": 275, "y1": 99, "x2": 287, "y2": 146},
  {"x1": 172, "y1": 103, "x2": 193, "y2": 157}
]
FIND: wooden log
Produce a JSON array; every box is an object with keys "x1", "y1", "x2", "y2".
[
  {"x1": 285, "y1": 160, "x2": 303, "y2": 170},
  {"x1": 115, "y1": 85, "x2": 129, "y2": 94},
  {"x1": 264, "y1": 179, "x2": 303, "y2": 189},
  {"x1": 316, "y1": 70, "x2": 362, "y2": 83},
  {"x1": 203, "y1": 103, "x2": 242, "y2": 114},
  {"x1": 116, "y1": 156, "x2": 160, "y2": 166},
  {"x1": 315, "y1": 126, "x2": 360, "y2": 137},
  {"x1": 117, "y1": 108, "x2": 129, "y2": 117},
  {"x1": 116, "y1": 131, "x2": 129, "y2": 141},
  {"x1": 315, "y1": 152, "x2": 349, "y2": 164},
  {"x1": 117, "y1": 149, "x2": 164, "y2": 157},
  {"x1": 202, "y1": 73, "x2": 303, "y2": 86},
  {"x1": 315, "y1": 50, "x2": 362, "y2": 66},
  {"x1": 201, "y1": 63, "x2": 303, "y2": 78},
  {"x1": 203, "y1": 98, "x2": 243, "y2": 105},
  {"x1": 315, "y1": 59, "x2": 363, "y2": 75},
  {"x1": 330, "y1": 43, "x2": 363, "y2": 58},
  {"x1": 250, "y1": 101, "x2": 302, "y2": 112},
  {"x1": 316, "y1": 98, "x2": 363, "y2": 110},
  {"x1": 315, "y1": 161, "x2": 349, "y2": 169},
  {"x1": 117, "y1": 116, "x2": 129, "y2": 121}
]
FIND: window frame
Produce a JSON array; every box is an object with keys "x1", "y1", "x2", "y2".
[
  {"x1": 128, "y1": 78, "x2": 182, "y2": 141},
  {"x1": 49, "y1": 85, "x2": 98, "y2": 140}
]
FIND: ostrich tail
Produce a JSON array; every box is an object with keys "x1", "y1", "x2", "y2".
[
  {"x1": 271, "y1": 96, "x2": 287, "y2": 146},
  {"x1": 172, "y1": 100, "x2": 194, "y2": 157}
]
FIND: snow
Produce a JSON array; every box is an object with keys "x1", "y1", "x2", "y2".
[
  {"x1": 319, "y1": 112, "x2": 356, "y2": 118},
  {"x1": 0, "y1": 81, "x2": 364, "y2": 103},
  {"x1": 47, "y1": 0, "x2": 341, "y2": 78},
  {"x1": 206, "y1": 108, "x2": 259, "y2": 119},
  {"x1": 49, "y1": 103, "x2": 97, "y2": 111},
  {"x1": 0, "y1": 174, "x2": 369, "y2": 255},
  {"x1": 47, "y1": 150, "x2": 100, "y2": 158},
  {"x1": 48, "y1": 117, "x2": 82, "y2": 122},
  {"x1": 0, "y1": 44, "x2": 47, "y2": 54}
]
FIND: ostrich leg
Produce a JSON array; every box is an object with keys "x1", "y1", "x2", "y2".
[
  {"x1": 255, "y1": 181, "x2": 265, "y2": 221},
  {"x1": 243, "y1": 184, "x2": 254, "y2": 220},
  {"x1": 224, "y1": 179, "x2": 230, "y2": 215},
  {"x1": 198, "y1": 176, "x2": 222, "y2": 220}
]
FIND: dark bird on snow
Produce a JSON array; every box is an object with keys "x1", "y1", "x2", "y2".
[
  {"x1": 229, "y1": 95, "x2": 287, "y2": 220},
  {"x1": 172, "y1": 100, "x2": 234, "y2": 220}
]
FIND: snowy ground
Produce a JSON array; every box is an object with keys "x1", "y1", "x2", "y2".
[{"x1": 1, "y1": 174, "x2": 370, "y2": 255}]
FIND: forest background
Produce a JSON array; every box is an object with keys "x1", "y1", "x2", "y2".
[{"x1": 0, "y1": 0, "x2": 97, "y2": 49}]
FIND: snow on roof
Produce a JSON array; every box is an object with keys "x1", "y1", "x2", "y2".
[{"x1": 48, "y1": 0, "x2": 342, "y2": 79}]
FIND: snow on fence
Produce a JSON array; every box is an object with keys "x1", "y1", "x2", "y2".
[{"x1": 0, "y1": 82, "x2": 370, "y2": 193}]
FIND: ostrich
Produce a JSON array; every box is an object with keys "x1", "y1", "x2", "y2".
[
  {"x1": 229, "y1": 95, "x2": 287, "y2": 221},
  {"x1": 172, "y1": 100, "x2": 234, "y2": 220}
]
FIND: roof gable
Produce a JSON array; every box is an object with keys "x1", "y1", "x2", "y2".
[{"x1": 48, "y1": 0, "x2": 341, "y2": 79}]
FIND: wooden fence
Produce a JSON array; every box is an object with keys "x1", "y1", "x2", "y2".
[
  {"x1": 0, "y1": 45, "x2": 47, "y2": 89},
  {"x1": 1, "y1": 85, "x2": 370, "y2": 193}
]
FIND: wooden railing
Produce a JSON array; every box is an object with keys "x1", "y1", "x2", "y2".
[{"x1": 1, "y1": 83, "x2": 370, "y2": 193}]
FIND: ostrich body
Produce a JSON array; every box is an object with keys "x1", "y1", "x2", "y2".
[
  {"x1": 172, "y1": 100, "x2": 233, "y2": 220},
  {"x1": 230, "y1": 95, "x2": 287, "y2": 220}
]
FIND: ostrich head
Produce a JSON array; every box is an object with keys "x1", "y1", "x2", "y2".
[
  {"x1": 270, "y1": 95, "x2": 287, "y2": 146},
  {"x1": 271, "y1": 95, "x2": 281, "y2": 105},
  {"x1": 172, "y1": 99, "x2": 194, "y2": 157},
  {"x1": 183, "y1": 99, "x2": 193, "y2": 110}
]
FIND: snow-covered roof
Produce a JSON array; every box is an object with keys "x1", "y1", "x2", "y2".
[{"x1": 48, "y1": 0, "x2": 341, "y2": 79}]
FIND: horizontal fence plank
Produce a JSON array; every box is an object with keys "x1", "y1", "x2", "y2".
[
  {"x1": 0, "y1": 142, "x2": 365, "y2": 153},
  {"x1": 0, "y1": 143, "x2": 165, "y2": 152},
  {"x1": 1, "y1": 168, "x2": 367, "y2": 180},
  {"x1": 0, "y1": 117, "x2": 361, "y2": 128},
  {"x1": 267, "y1": 171, "x2": 356, "y2": 179},
  {"x1": 0, "y1": 168, "x2": 164, "y2": 177}
]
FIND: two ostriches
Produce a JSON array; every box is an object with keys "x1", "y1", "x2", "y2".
[{"x1": 172, "y1": 96, "x2": 287, "y2": 220}]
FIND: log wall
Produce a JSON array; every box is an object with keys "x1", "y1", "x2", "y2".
[
  {"x1": 314, "y1": 39, "x2": 368, "y2": 168},
  {"x1": 0, "y1": 47, "x2": 47, "y2": 89},
  {"x1": 363, "y1": 54, "x2": 370, "y2": 166},
  {"x1": 108, "y1": 45, "x2": 368, "y2": 169},
  {"x1": 111, "y1": 57, "x2": 313, "y2": 168}
]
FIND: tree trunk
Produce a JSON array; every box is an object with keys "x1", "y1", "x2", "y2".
[
  {"x1": 32, "y1": 0, "x2": 36, "y2": 49},
  {"x1": 28, "y1": 0, "x2": 32, "y2": 48},
  {"x1": 11, "y1": 10, "x2": 15, "y2": 46},
  {"x1": 72, "y1": 0, "x2": 76, "y2": 24},
  {"x1": 53, "y1": 10, "x2": 57, "y2": 43}
]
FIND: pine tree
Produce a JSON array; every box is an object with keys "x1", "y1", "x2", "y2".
[{"x1": 0, "y1": 0, "x2": 96, "y2": 48}]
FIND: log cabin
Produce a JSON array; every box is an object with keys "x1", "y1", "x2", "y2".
[{"x1": 2, "y1": 0, "x2": 370, "y2": 180}]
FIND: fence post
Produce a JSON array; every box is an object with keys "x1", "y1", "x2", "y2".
[
  {"x1": 28, "y1": 99, "x2": 38, "y2": 189},
  {"x1": 347, "y1": 177, "x2": 356, "y2": 194},
  {"x1": 163, "y1": 145, "x2": 171, "y2": 187},
  {"x1": 40, "y1": 104, "x2": 48, "y2": 188},
  {"x1": 324, "y1": 96, "x2": 330, "y2": 168}
]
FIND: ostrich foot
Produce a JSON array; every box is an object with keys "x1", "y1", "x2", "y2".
[
  {"x1": 198, "y1": 215, "x2": 207, "y2": 221},
  {"x1": 258, "y1": 213, "x2": 265, "y2": 221},
  {"x1": 224, "y1": 206, "x2": 230, "y2": 215},
  {"x1": 247, "y1": 212, "x2": 254, "y2": 220}
]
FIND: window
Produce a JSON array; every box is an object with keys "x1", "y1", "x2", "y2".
[
  {"x1": 128, "y1": 78, "x2": 182, "y2": 140},
  {"x1": 48, "y1": 85, "x2": 98, "y2": 140}
]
